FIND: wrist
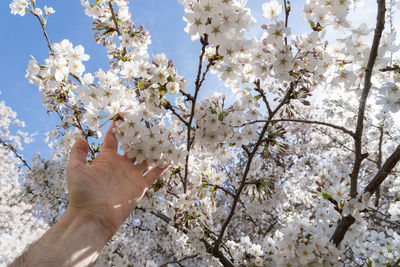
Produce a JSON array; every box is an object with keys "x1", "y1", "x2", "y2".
[
  {"x1": 63, "y1": 206, "x2": 115, "y2": 242},
  {"x1": 10, "y1": 206, "x2": 113, "y2": 267}
]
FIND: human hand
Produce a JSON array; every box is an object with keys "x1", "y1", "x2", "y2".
[{"x1": 66, "y1": 120, "x2": 168, "y2": 238}]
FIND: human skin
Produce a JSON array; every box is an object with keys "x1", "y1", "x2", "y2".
[{"x1": 10, "y1": 120, "x2": 168, "y2": 267}]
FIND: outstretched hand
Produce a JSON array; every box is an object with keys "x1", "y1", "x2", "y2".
[
  {"x1": 66, "y1": 120, "x2": 168, "y2": 237},
  {"x1": 10, "y1": 120, "x2": 169, "y2": 267}
]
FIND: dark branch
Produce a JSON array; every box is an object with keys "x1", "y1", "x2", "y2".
[
  {"x1": 244, "y1": 118, "x2": 355, "y2": 137},
  {"x1": 164, "y1": 101, "x2": 189, "y2": 127},
  {"x1": 349, "y1": 0, "x2": 386, "y2": 198},
  {"x1": 184, "y1": 36, "x2": 209, "y2": 193},
  {"x1": 254, "y1": 80, "x2": 272, "y2": 114},
  {"x1": 214, "y1": 83, "x2": 295, "y2": 252},
  {"x1": 364, "y1": 144, "x2": 400, "y2": 195},
  {"x1": 374, "y1": 124, "x2": 384, "y2": 207},
  {"x1": 108, "y1": 2, "x2": 121, "y2": 36},
  {"x1": 331, "y1": 144, "x2": 400, "y2": 246},
  {"x1": 331, "y1": 0, "x2": 386, "y2": 246},
  {"x1": 160, "y1": 254, "x2": 199, "y2": 267}
]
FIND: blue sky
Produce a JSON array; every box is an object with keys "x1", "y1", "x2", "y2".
[{"x1": 0, "y1": 0, "x2": 382, "y2": 165}]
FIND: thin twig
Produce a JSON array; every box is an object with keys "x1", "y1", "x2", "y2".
[
  {"x1": 184, "y1": 36, "x2": 209, "y2": 193},
  {"x1": 108, "y1": 1, "x2": 121, "y2": 36},
  {"x1": 254, "y1": 80, "x2": 272, "y2": 114},
  {"x1": 29, "y1": 0, "x2": 53, "y2": 53},
  {"x1": 243, "y1": 118, "x2": 355, "y2": 137},
  {"x1": 374, "y1": 124, "x2": 384, "y2": 207},
  {"x1": 164, "y1": 101, "x2": 189, "y2": 126},
  {"x1": 283, "y1": 0, "x2": 290, "y2": 46},
  {"x1": 29, "y1": 0, "x2": 96, "y2": 158},
  {"x1": 0, "y1": 139, "x2": 31, "y2": 170},
  {"x1": 74, "y1": 114, "x2": 96, "y2": 157},
  {"x1": 160, "y1": 254, "x2": 199, "y2": 267},
  {"x1": 368, "y1": 212, "x2": 400, "y2": 228},
  {"x1": 313, "y1": 126, "x2": 378, "y2": 165}
]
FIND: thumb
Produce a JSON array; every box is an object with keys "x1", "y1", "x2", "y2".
[{"x1": 69, "y1": 138, "x2": 89, "y2": 167}]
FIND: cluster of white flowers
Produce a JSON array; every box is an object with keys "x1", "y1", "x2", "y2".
[
  {"x1": 10, "y1": 0, "x2": 55, "y2": 20},
  {"x1": 9, "y1": 0, "x2": 29, "y2": 16},
  {"x1": 73, "y1": 50, "x2": 189, "y2": 166},
  {"x1": 376, "y1": 80, "x2": 400, "y2": 113},
  {"x1": 24, "y1": 154, "x2": 69, "y2": 222},
  {"x1": 262, "y1": 0, "x2": 282, "y2": 21},
  {"x1": 193, "y1": 91, "x2": 260, "y2": 150},
  {"x1": 182, "y1": 0, "x2": 260, "y2": 86},
  {"x1": 389, "y1": 201, "x2": 400, "y2": 222},
  {"x1": 302, "y1": 0, "x2": 353, "y2": 30},
  {"x1": 226, "y1": 236, "x2": 264, "y2": 266},
  {"x1": 25, "y1": 39, "x2": 90, "y2": 114},
  {"x1": 182, "y1": 0, "x2": 255, "y2": 44},
  {"x1": 0, "y1": 99, "x2": 34, "y2": 150},
  {"x1": 271, "y1": 215, "x2": 343, "y2": 266},
  {"x1": 349, "y1": 227, "x2": 400, "y2": 266}
]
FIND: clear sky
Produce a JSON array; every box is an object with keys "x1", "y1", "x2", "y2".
[{"x1": 0, "y1": 0, "x2": 389, "y2": 165}]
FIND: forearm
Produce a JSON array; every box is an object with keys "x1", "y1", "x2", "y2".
[{"x1": 10, "y1": 208, "x2": 111, "y2": 267}]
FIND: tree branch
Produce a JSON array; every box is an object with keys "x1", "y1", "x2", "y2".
[
  {"x1": 364, "y1": 144, "x2": 400, "y2": 195},
  {"x1": 160, "y1": 254, "x2": 199, "y2": 267},
  {"x1": 349, "y1": 0, "x2": 386, "y2": 198},
  {"x1": 331, "y1": 144, "x2": 400, "y2": 246},
  {"x1": 374, "y1": 124, "x2": 384, "y2": 207},
  {"x1": 213, "y1": 83, "x2": 295, "y2": 252},
  {"x1": 164, "y1": 101, "x2": 189, "y2": 127},
  {"x1": 136, "y1": 208, "x2": 234, "y2": 267},
  {"x1": 108, "y1": 1, "x2": 121, "y2": 36},
  {"x1": 29, "y1": 0, "x2": 53, "y2": 53},
  {"x1": 244, "y1": 118, "x2": 355, "y2": 137},
  {"x1": 184, "y1": 36, "x2": 209, "y2": 193},
  {"x1": 283, "y1": 0, "x2": 290, "y2": 46},
  {"x1": 0, "y1": 139, "x2": 31, "y2": 170},
  {"x1": 331, "y1": 0, "x2": 386, "y2": 246},
  {"x1": 254, "y1": 80, "x2": 272, "y2": 114}
]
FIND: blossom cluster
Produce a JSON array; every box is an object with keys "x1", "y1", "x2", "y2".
[
  {"x1": 193, "y1": 91, "x2": 260, "y2": 150},
  {"x1": 9, "y1": 0, "x2": 28, "y2": 16},
  {"x1": 376, "y1": 80, "x2": 400, "y2": 113},
  {"x1": 0, "y1": 99, "x2": 34, "y2": 150},
  {"x1": 271, "y1": 214, "x2": 343, "y2": 266}
]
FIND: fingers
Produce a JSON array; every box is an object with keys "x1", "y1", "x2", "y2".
[
  {"x1": 143, "y1": 165, "x2": 169, "y2": 187},
  {"x1": 135, "y1": 161, "x2": 148, "y2": 173},
  {"x1": 69, "y1": 138, "x2": 89, "y2": 167},
  {"x1": 124, "y1": 152, "x2": 136, "y2": 163},
  {"x1": 102, "y1": 120, "x2": 118, "y2": 151}
]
